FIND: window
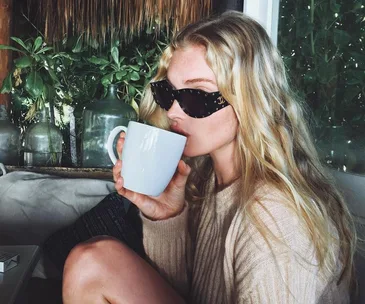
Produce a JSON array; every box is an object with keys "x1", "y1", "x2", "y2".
[{"x1": 246, "y1": 0, "x2": 365, "y2": 175}]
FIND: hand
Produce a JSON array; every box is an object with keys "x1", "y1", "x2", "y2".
[{"x1": 112, "y1": 132, "x2": 191, "y2": 221}]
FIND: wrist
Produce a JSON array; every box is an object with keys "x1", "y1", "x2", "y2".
[{"x1": 143, "y1": 204, "x2": 186, "y2": 221}]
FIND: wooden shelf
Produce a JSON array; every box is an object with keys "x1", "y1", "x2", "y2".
[{"x1": 5, "y1": 166, "x2": 113, "y2": 180}]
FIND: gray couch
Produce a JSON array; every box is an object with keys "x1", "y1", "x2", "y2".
[
  {"x1": 0, "y1": 167, "x2": 364, "y2": 302},
  {"x1": 0, "y1": 170, "x2": 115, "y2": 278},
  {"x1": 331, "y1": 170, "x2": 365, "y2": 304}
]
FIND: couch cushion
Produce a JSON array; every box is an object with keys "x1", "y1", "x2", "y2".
[{"x1": 0, "y1": 171, "x2": 115, "y2": 246}]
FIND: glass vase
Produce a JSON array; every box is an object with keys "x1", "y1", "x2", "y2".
[
  {"x1": 81, "y1": 84, "x2": 138, "y2": 168},
  {"x1": 0, "y1": 105, "x2": 20, "y2": 165},
  {"x1": 23, "y1": 107, "x2": 63, "y2": 167}
]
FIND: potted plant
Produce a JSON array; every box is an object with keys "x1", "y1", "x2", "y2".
[
  {"x1": 0, "y1": 36, "x2": 64, "y2": 166},
  {"x1": 80, "y1": 37, "x2": 165, "y2": 168}
]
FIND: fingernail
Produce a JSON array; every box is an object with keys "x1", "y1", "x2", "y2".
[{"x1": 120, "y1": 132, "x2": 126, "y2": 138}]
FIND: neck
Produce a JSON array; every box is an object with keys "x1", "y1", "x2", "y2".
[{"x1": 210, "y1": 141, "x2": 240, "y2": 187}]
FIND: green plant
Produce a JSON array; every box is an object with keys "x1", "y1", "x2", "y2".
[
  {"x1": 278, "y1": 0, "x2": 364, "y2": 127},
  {"x1": 0, "y1": 27, "x2": 167, "y2": 167},
  {"x1": 87, "y1": 37, "x2": 166, "y2": 110},
  {"x1": 0, "y1": 36, "x2": 60, "y2": 120}
]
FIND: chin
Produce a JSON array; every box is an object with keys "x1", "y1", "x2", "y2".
[{"x1": 182, "y1": 146, "x2": 209, "y2": 158}]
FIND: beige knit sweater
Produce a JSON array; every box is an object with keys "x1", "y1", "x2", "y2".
[{"x1": 141, "y1": 177, "x2": 349, "y2": 304}]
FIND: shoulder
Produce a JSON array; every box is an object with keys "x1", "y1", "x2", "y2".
[
  {"x1": 232, "y1": 184, "x2": 304, "y2": 238},
  {"x1": 248, "y1": 184, "x2": 303, "y2": 242},
  {"x1": 227, "y1": 184, "x2": 316, "y2": 267}
]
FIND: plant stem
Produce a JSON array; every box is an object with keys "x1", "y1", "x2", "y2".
[{"x1": 22, "y1": 14, "x2": 46, "y2": 39}]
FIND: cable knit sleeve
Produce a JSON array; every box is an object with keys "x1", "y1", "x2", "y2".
[
  {"x1": 227, "y1": 190, "x2": 328, "y2": 304},
  {"x1": 140, "y1": 204, "x2": 193, "y2": 298}
]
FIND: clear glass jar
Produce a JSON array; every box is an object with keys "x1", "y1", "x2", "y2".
[
  {"x1": 81, "y1": 84, "x2": 138, "y2": 168},
  {"x1": 23, "y1": 107, "x2": 63, "y2": 167},
  {"x1": 0, "y1": 105, "x2": 20, "y2": 165}
]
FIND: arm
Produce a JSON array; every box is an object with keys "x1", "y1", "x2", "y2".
[{"x1": 141, "y1": 204, "x2": 194, "y2": 298}]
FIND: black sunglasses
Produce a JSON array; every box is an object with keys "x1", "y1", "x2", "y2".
[{"x1": 150, "y1": 79, "x2": 230, "y2": 118}]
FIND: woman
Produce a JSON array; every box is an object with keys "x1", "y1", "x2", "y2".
[{"x1": 63, "y1": 11, "x2": 356, "y2": 303}]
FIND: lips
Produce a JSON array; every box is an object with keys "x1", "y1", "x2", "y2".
[{"x1": 171, "y1": 125, "x2": 189, "y2": 137}]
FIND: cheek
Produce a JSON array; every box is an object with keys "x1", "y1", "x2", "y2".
[
  {"x1": 182, "y1": 133, "x2": 209, "y2": 157},
  {"x1": 182, "y1": 107, "x2": 238, "y2": 157},
  {"x1": 182, "y1": 122, "x2": 212, "y2": 157}
]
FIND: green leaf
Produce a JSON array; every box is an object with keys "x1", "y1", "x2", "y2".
[
  {"x1": 25, "y1": 71, "x2": 44, "y2": 98},
  {"x1": 101, "y1": 73, "x2": 114, "y2": 86},
  {"x1": 318, "y1": 60, "x2": 337, "y2": 84},
  {"x1": 349, "y1": 52, "x2": 365, "y2": 65},
  {"x1": 130, "y1": 71, "x2": 140, "y2": 81},
  {"x1": 14, "y1": 56, "x2": 32, "y2": 68},
  {"x1": 0, "y1": 44, "x2": 25, "y2": 54},
  {"x1": 348, "y1": 70, "x2": 365, "y2": 84},
  {"x1": 116, "y1": 70, "x2": 127, "y2": 80},
  {"x1": 297, "y1": 21, "x2": 314, "y2": 38},
  {"x1": 33, "y1": 36, "x2": 43, "y2": 52},
  {"x1": 128, "y1": 85, "x2": 136, "y2": 96},
  {"x1": 43, "y1": 84, "x2": 56, "y2": 100},
  {"x1": 88, "y1": 56, "x2": 109, "y2": 65},
  {"x1": 111, "y1": 46, "x2": 119, "y2": 65},
  {"x1": 334, "y1": 30, "x2": 351, "y2": 47},
  {"x1": 72, "y1": 35, "x2": 83, "y2": 53},
  {"x1": 130, "y1": 65, "x2": 140, "y2": 72},
  {"x1": 343, "y1": 85, "x2": 361, "y2": 102},
  {"x1": 11, "y1": 37, "x2": 30, "y2": 52},
  {"x1": 0, "y1": 73, "x2": 13, "y2": 94},
  {"x1": 36, "y1": 46, "x2": 53, "y2": 54},
  {"x1": 48, "y1": 68, "x2": 60, "y2": 85},
  {"x1": 330, "y1": 0, "x2": 341, "y2": 13},
  {"x1": 33, "y1": 54, "x2": 41, "y2": 62},
  {"x1": 146, "y1": 49, "x2": 156, "y2": 58},
  {"x1": 130, "y1": 98, "x2": 139, "y2": 116},
  {"x1": 137, "y1": 57, "x2": 144, "y2": 66}
]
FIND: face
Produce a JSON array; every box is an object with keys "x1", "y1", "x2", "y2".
[{"x1": 165, "y1": 44, "x2": 238, "y2": 157}]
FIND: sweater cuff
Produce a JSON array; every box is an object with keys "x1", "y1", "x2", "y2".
[{"x1": 140, "y1": 203, "x2": 189, "y2": 239}]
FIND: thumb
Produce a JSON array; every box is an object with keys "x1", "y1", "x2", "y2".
[{"x1": 172, "y1": 160, "x2": 191, "y2": 189}]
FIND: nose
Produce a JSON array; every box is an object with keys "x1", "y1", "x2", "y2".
[{"x1": 166, "y1": 100, "x2": 186, "y2": 120}]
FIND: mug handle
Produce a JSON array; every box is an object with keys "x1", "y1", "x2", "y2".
[
  {"x1": 107, "y1": 126, "x2": 128, "y2": 165},
  {"x1": 0, "y1": 163, "x2": 6, "y2": 176}
]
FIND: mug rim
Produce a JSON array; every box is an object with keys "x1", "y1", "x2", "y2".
[{"x1": 129, "y1": 121, "x2": 187, "y2": 140}]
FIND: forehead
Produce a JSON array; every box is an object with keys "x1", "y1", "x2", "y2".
[{"x1": 167, "y1": 45, "x2": 217, "y2": 87}]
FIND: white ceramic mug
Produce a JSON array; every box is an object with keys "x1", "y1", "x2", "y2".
[{"x1": 107, "y1": 121, "x2": 187, "y2": 196}]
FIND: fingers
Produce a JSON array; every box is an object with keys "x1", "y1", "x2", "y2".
[
  {"x1": 115, "y1": 179, "x2": 151, "y2": 214},
  {"x1": 112, "y1": 159, "x2": 122, "y2": 183},
  {"x1": 171, "y1": 160, "x2": 191, "y2": 188},
  {"x1": 117, "y1": 132, "x2": 125, "y2": 159}
]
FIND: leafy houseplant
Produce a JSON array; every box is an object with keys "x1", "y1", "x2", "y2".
[
  {"x1": 0, "y1": 36, "x2": 60, "y2": 122},
  {"x1": 278, "y1": 0, "x2": 365, "y2": 173},
  {"x1": 279, "y1": 0, "x2": 364, "y2": 126},
  {"x1": 79, "y1": 36, "x2": 166, "y2": 168},
  {"x1": 0, "y1": 28, "x2": 168, "y2": 167},
  {"x1": 87, "y1": 38, "x2": 166, "y2": 114}
]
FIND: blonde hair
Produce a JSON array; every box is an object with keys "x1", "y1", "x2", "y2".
[{"x1": 140, "y1": 11, "x2": 356, "y2": 284}]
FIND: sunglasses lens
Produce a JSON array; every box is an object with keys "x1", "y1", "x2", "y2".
[
  {"x1": 177, "y1": 91, "x2": 208, "y2": 118},
  {"x1": 151, "y1": 82, "x2": 173, "y2": 110}
]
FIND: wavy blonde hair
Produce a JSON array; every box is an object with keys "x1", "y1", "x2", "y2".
[{"x1": 139, "y1": 11, "x2": 356, "y2": 284}]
